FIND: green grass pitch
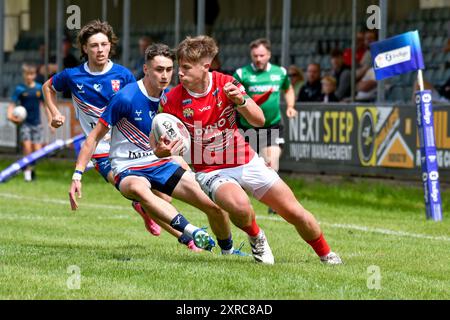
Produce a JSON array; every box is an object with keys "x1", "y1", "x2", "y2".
[{"x1": 0, "y1": 159, "x2": 449, "y2": 299}]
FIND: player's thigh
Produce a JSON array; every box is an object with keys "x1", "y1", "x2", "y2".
[
  {"x1": 259, "y1": 179, "x2": 303, "y2": 218},
  {"x1": 196, "y1": 170, "x2": 251, "y2": 212},
  {"x1": 171, "y1": 171, "x2": 213, "y2": 208},
  {"x1": 119, "y1": 175, "x2": 151, "y2": 200}
]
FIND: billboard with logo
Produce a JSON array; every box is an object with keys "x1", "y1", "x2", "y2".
[{"x1": 281, "y1": 103, "x2": 450, "y2": 178}]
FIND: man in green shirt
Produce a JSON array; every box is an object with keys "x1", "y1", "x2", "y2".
[{"x1": 234, "y1": 38, "x2": 297, "y2": 214}]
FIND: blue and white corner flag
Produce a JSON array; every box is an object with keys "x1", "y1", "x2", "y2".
[{"x1": 370, "y1": 30, "x2": 425, "y2": 81}]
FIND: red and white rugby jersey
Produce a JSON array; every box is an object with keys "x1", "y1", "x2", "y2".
[{"x1": 160, "y1": 71, "x2": 255, "y2": 173}]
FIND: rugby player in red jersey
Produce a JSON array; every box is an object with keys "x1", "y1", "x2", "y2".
[{"x1": 156, "y1": 36, "x2": 342, "y2": 265}]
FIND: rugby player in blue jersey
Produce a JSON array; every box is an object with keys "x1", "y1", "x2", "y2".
[
  {"x1": 68, "y1": 43, "x2": 242, "y2": 255},
  {"x1": 42, "y1": 21, "x2": 208, "y2": 251}
]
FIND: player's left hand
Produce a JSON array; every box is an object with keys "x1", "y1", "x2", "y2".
[
  {"x1": 69, "y1": 180, "x2": 82, "y2": 210},
  {"x1": 223, "y1": 82, "x2": 244, "y2": 105},
  {"x1": 286, "y1": 108, "x2": 298, "y2": 118}
]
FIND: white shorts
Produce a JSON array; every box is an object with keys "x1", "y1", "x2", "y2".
[{"x1": 195, "y1": 155, "x2": 280, "y2": 201}]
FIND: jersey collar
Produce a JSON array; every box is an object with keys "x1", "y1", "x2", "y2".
[
  {"x1": 138, "y1": 80, "x2": 160, "y2": 102},
  {"x1": 186, "y1": 72, "x2": 213, "y2": 98},
  {"x1": 251, "y1": 62, "x2": 272, "y2": 72},
  {"x1": 83, "y1": 60, "x2": 113, "y2": 75}
]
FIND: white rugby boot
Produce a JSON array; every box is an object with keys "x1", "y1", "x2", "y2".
[{"x1": 248, "y1": 229, "x2": 275, "y2": 265}]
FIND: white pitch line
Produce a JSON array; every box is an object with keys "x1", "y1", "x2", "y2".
[{"x1": 1, "y1": 192, "x2": 449, "y2": 242}]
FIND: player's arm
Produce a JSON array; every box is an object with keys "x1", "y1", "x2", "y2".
[
  {"x1": 284, "y1": 84, "x2": 298, "y2": 118},
  {"x1": 42, "y1": 78, "x2": 65, "y2": 128},
  {"x1": 224, "y1": 81, "x2": 265, "y2": 127},
  {"x1": 69, "y1": 121, "x2": 109, "y2": 211}
]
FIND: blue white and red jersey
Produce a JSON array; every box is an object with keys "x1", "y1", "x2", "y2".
[
  {"x1": 99, "y1": 80, "x2": 170, "y2": 176},
  {"x1": 50, "y1": 60, "x2": 135, "y2": 157}
]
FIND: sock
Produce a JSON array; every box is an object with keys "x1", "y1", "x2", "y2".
[
  {"x1": 218, "y1": 235, "x2": 233, "y2": 252},
  {"x1": 241, "y1": 219, "x2": 260, "y2": 237},
  {"x1": 24, "y1": 169, "x2": 32, "y2": 181},
  {"x1": 306, "y1": 233, "x2": 331, "y2": 257},
  {"x1": 178, "y1": 233, "x2": 191, "y2": 245},
  {"x1": 170, "y1": 213, "x2": 198, "y2": 237},
  {"x1": 170, "y1": 213, "x2": 189, "y2": 233}
]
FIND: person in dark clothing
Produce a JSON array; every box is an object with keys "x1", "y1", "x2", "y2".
[
  {"x1": 330, "y1": 49, "x2": 350, "y2": 101},
  {"x1": 297, "y1": 63, "x2": 322, "y2": 102}
]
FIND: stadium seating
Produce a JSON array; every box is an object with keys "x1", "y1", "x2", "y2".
[{"x1": 2, "y1": 7, "x2": 449, "y2": 101}]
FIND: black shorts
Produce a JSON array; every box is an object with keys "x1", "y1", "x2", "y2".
[{"x1": 240, "y1": 123, "x2": 285, "y2": 153}]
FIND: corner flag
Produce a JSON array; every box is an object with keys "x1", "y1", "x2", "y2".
[{"x1": 370, "y1": 30, "x2": 425, "y2": 81}]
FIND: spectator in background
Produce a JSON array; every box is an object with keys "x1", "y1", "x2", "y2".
[
  {"x1": 356, "y1": 30, "x2": 378, "y2": 82},
  {"x1": 321, "y1": 76, "x2": 339, "y2": 102},
  {"x1": 62, "y1": 36, "x2": 79, "y2": 69},
  {"x1": 330, "y1": 49, "x2": 351, "y2": 101},
  {"x1": 7, "y1": 63, "x2": 50, "y2": 182},
  {"x1": 36, "y1": 44, "x2": 57, "y2": 84},
  {"x1": 133, "y1": 36, "x2": 153, "y2": 80},
  {"x1": 355, "y1": 67, "x2": 377, "y2": 102},
  {"x1": 444, "y1": 21, "x2": 450, "y2": 53},
  {"x1": 61, "y1": 37, "x2": 79, "y2": 98},
  {"x1": 342, "y1": 31, "x2": 365, "y2": 67},
  {"x1": 297, "y1": 63, "x2": 322, "y2": 102},
  {"x1": 287, "y1": 65, "x2": 305, "y2": 99},
  {"x1": 234, "y1": 38, "x2": 297, "y2": 214}
]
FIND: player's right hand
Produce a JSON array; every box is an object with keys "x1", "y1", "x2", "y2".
[
  {"x1": 51, "y1": 114, "x2": 65, "y2": 128},
  {"x1": 153, "y1": 135, "x2": 183, "y2": 158},
  {"x1": 69, "y1": 180, "x2": 82, "y2": 211}
]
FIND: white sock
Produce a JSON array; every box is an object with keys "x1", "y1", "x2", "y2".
[
  {"x1": 221, "y1": 248, "x2": 235, "y2": 255},
  {"x1": 24, "y1": 170, "x2": 32, "y2": 181},
  {"x1": 183, "y1": 224, "x2": 199, "y2": 238}
]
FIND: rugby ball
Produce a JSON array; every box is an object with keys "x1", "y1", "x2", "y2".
[
  {"x1": 12, "y1": 105, "x2": 27, "y2": 122},
  {"x1": 152, "y1": 113, "x2": 191, "y2": 156}
]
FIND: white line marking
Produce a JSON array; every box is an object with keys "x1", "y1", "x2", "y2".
[{"x1": 1, "y1": 192, "x2": 448, "y2": 242}]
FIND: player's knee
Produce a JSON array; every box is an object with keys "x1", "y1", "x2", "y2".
[{"x1": 228, "y1": 195, "x2": 253, "y2": 216}]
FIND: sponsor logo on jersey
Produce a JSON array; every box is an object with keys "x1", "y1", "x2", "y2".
[
  {"x1": 212, "y1": 88, "x2": 220, "y2": 96},
  {"x1": 149, "y1": 111, "x2": 156, "y2": 119},
  {"x1": 199, "y1": 106, "x2": 211, "y2": 112},
  {"x1": 135, "y1": 110, "x2": 143, "y2": 121},
  {"x1": 183, "y1": 108, "x2": 194, "y2": 119},
  {"x1": 93, "y1": 83, "x2": 103, "y2": 92},
  {"x1": 270, "y1": 75, "x2": 281, "y2": 81},
  {"x1": 76, "y1": 83, "x2": 85, "y2": 93},
  {"x1": 111, "y1": 80, "x2": 121, "y2": 92},
  {"x1": 182, "y1": 99, "x2": 192, "y2": 106},
  {"x1": 249, "y1": 75, "x2": 257, "y2": 82},
  {"x1": 248, "y1": 85, "x2": 280, "y2": 92}
]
